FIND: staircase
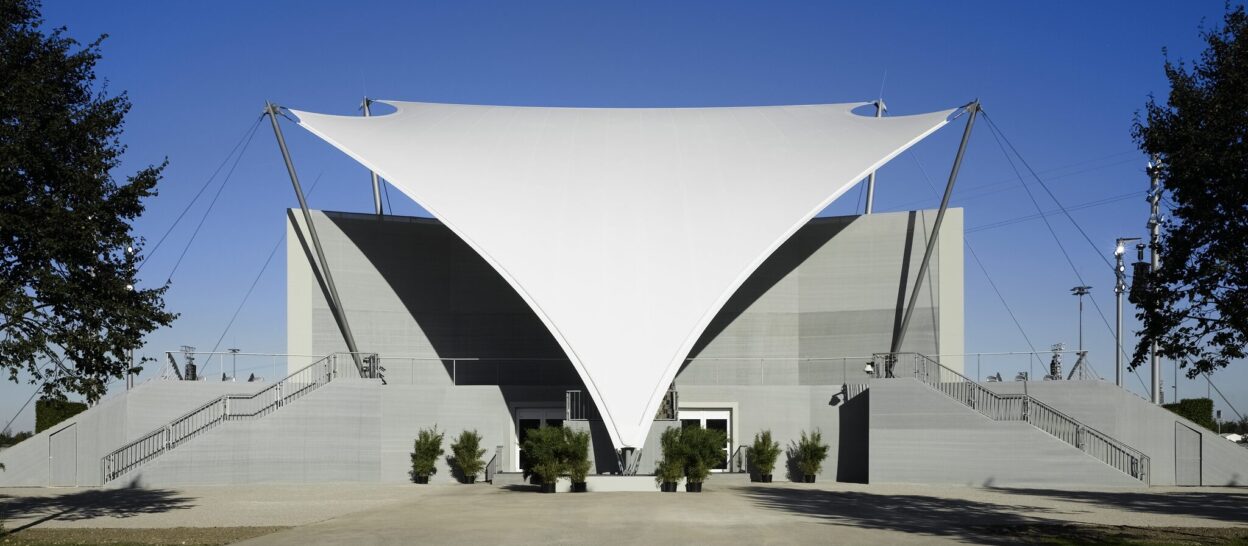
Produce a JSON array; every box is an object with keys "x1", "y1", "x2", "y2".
[
  {"x1": 873, "y1": 352, "x2": 1150, "y2": 485},
  {"x1": 101, "y1": 352, "x2": 376, "y2": 484}
]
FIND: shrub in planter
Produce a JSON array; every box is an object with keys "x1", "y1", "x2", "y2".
[
  {"x1": 410, "y1": 425, "x2": 445, "y2": 484},
  {"x1": 565, "y1": 428, "x2": 592, "y2": 493},
  {"x1": 523, "y1": 425, "x2": 567, "y2": 493},
  {"x1": 794, "y1": 429, "x2": 829, "y2": 483},
  {"x1": 450, "y1": 429, "x2": 487, "y2": 484},
  {"x1": 680, "y1": 426, "x2": 726, "y2": 493},
  {"x1": 655, "y1": 427, "x2": 684, "y2": 492},
  {"x1": 748, "y1": 430, "x2": 781, "y2": 483}
]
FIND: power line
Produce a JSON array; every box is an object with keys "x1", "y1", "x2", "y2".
[
  {"x1": 966, "y1": 191, "x2": 1145, "y2": 233},
  {"x1": 982, "y1": 116, "x2": 1150, "y2": 393},
  {"x1": 908, "y1": 153, "x2": 1043, "y2": 368},
  {"x1": 165, "y1": 118, "x2": 263, "y2": 283},
  {"x1": 138, "y1": 116, "x2": 264, "y2": 273}
]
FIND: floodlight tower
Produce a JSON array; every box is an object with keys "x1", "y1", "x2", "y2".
[
  {"x1": 1071, "y1": 285, "x2": 1091, "y2": 354},
  {"x1": 1147, "y1": 156, "x2": 1163, "y2": 404},
  {"x1": 1114, "y1": 237, "x2": 1140, "y2": 388}
]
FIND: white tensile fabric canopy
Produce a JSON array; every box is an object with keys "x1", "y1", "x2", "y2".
[{"x1": 290, "y1": 101, "x2": 959, "y2": 449}]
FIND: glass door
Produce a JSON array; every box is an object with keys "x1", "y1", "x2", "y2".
[{"x1": 678, "y1": 409, "x2": 731, "y2": 471}]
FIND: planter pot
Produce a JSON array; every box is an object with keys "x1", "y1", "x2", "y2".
[
  {"x1": 761, "y1": 474, "x2": 773, "y2": 483},
  {"x1": 685, "y1": 481, "x2": 703, "y2": 493},
  {"x1": 414, "y1": 475, "x2": 429, "y2": 484},
  {"x1": 465, "y1": 475, "x2": 476, "y2": 484},
  {"x1": 660, "y1": 481, "x2": 678, "y2": 492},
  {"x1": 571, "y1": 482, "x2": 588, "y2": 493},
  {"x1": 803, "y1": 474, "x2": 816, "y2": 483},
  {"x1": 540, "y1": 482, "x2": 557, "y2": 493}
]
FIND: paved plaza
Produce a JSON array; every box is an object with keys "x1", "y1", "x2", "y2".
[{"x1": 2, "y1": 478, "x2": 1247, "y2": 544}]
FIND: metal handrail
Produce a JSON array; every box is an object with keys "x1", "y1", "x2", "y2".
[
  {"x1": 873, "y1": 352, "x2": 1150, "y2": 484},
  {"x1": 484, "y1": 445, "x2": 502, "y2": 483},
  {"x1": 729, "y1": 445, "x2": 749, "y2": 473},
  {"x1": 101, "y1": 352, "x2": 375, "y2": 483}
]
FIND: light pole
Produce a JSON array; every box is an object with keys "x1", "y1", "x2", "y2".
[
  {"x1": 1071, "y1": 286, "x2": 1091, "y2": 354},
  {"x1": 228, "y1": 348, "x2": 240, "y2": 382},
  {"x1": 1114, "y1": 237, "x2": 1140, "y2": 388}
]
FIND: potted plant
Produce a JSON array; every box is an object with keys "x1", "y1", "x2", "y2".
[
  {"x1": 450, "y1": 429, "x2": 487, "y2": 484},
  {"x1": 523, "y1": 425, "x2": 566, "y2": 493},
  {"x1": 565, "y1": 428, "x2": 591, "y2": 493},
  {"x1": 748, "y1": 430, "x2": 781, "y2": 483},
  {"x1": 410, "y1": 425, "x2": 444, "y2": 484},
  {"x1": 655, "y1": 427, "x2": 684, "y2": 492},
  {"x1": 794, "y1": 429, "x2": 829, "y2": 483},
  {"x1": 680, "y1": 426, "x2": 726, "y2": 493}
]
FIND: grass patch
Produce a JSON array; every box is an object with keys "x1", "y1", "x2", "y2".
[
  {"x1": 0, "y1": 526, "x2": 288, "y2": 545},
  {"x1": 981, "y1": 524, "x2": 1248, "y2": 545}
]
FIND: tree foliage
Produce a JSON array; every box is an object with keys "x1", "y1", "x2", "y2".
[
  {"x1": 0, "y1": 0, "x2": 174, "y2": 401},
  {"x1": 1132, "y1": 6, "x2": 1248, "y2": 376}
]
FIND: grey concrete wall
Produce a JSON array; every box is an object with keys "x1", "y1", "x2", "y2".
[
  {"x1": 0, "y1": 379, "x2": 266, "y2": 487},
  {"x1": 123, "y1": 380, "x2": 381, "y2": 487},
  {"x1": 680, "y1": 209, "x2": 964, "y2": 385},
  {"x1": 985, "y1": 380, "x2": 1248, "y2": 486},
  {"x1": 869, "y1": 378, "x2": 1142, "y2": 488}
]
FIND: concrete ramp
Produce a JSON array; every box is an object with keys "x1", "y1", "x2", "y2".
[{"x1": 869, "y1": 378, "x2": 1143, "y2": 488}]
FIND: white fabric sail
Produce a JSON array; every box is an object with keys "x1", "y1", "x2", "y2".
[{"x1": 290, "y1": 101, "x2": 958, "y2": 449}]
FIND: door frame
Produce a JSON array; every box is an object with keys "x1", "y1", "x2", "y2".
[
  {"x1": 510, "y1": 405, "x2": 564, "y2": 472},
  {"x1": 677, "y1": 402, "x2": 739, "y2": 473}
]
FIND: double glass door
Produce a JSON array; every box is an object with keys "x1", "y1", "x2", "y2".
[
  {"x1": 679, "y1": 409, "x2": 731, "y2": 471},
  {"x1": 515, "y1": 408, "x2": 564, "y2": 472}
]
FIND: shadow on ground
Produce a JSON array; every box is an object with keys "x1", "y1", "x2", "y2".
[
  {"x1": 739, "y1": 486, "x2": 1063, "y2": 544},
  {"x1": 989, "y1": 487, "x2": 1248, "y2": 525},
  {"x1": 0, "y1": 480, "x2": 194, "y2": 533}
]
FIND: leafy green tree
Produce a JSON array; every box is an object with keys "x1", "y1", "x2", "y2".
[
  {"x1": 410, "y1": 425, "x2": 444, "y2": 480},
  {"x1": 0, "y1": 0, "x2": 174, "y2": 402},
  {"x1": 1132, "y1": 6, "x2": 1248, "y2": 376},
  {"x1": 449, "y1": 429, "x2": 486, "y2": 482}
]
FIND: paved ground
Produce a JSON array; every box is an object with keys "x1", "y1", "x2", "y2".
[{"x1": 3, "y1": 479, "x2": 1247, "y2": 545}]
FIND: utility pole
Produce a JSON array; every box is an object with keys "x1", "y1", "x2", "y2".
[
  {"x1": 1147, "y1": 156, "x2": 1163, "y2": 404},
  {"x1": 229, "y1": 348, "x2": 240, "y2": 382},
  {"x1": 1114, "y1": 237, "x2": 1139, "y2": 388},
  {"x1": 362, "y1": 97, "x2": 384, "y2": 216},
  {"x1": 863, "y1": 99, "x2": 886, "y2": 215},
  {"x1": 1071, "y1": 286, "x2": 1091, "y2": 355}
]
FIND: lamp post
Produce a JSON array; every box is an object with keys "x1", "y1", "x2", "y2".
[
  {"x1": 1114, "y1": 237, "x2": 1140, "y2": 388},
  {"x1": 1071, "y1": 286, "x2": 1091, "y2": 354}
]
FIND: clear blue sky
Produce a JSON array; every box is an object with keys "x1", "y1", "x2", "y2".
[{"x1": 4, "y1": 1, "x2": 1243, "y2": 432}]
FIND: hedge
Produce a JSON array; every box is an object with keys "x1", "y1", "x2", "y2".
[
  {"x1": 35, "y1": 398, "x2": 88, "y2": 433},
  {"x1": 1162, "y1": 398, "x2": 1215, "y2": 431}
]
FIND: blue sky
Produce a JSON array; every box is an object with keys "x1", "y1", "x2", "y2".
[{"x1": 4, "y1": 1, "x2": 1242, "y2": 431}]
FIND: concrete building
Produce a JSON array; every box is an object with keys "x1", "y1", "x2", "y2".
[{"x1": 1, "y1": 100, "x2": 1246, "y2": 489}]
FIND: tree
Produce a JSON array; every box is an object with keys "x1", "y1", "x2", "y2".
[
  {"x1": 1131, "y1": 6, "x2": 1248, "y2": 377},
  {"x1": 0, "y1": 0, "x2": 174, "y2": 402}
]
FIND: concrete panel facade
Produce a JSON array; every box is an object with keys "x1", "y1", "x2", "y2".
[
  {"x1": 985, "y1": 380, "x2": 1248, "y2": 486},
  {"x1": 868, "y1": 378, "x2": 1142, "y2": 488}
]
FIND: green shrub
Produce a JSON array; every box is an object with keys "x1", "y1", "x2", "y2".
[
  {"x1": 35, "y1": 398, "x2": 87, "y2": 433},
  {"x1": 410, "y1": 426, "x2": 445, "y2": 479},
  {"x1": 450, "y1": 429, "x2": 487, "y2": 481},
  {"x1": 1163, "y1": 398, "x2": 1216, "y2": 431},
  {"x1": 794, "y1": 429, "x2": 829, "y2": 477},
  {"x1": 522, "y1": 426, "x2": 567, "y2": 485},
  {"x1": 749, "y1": 430, "x2": 781, "y2": 476},
  {"x1": 680, "y1": 426, "x2": 726, "y2": 484},
  {"x1": 654, "y1": 427, "x2": 685, "y2": 484},
  {"x1": 564, "y1": 428, "x2": 592, "y2": 483}
]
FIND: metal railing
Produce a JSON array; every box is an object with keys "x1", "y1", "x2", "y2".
[
  {"x1": 101, "y1": 352, "x2": 375, "y2": 483},
  {"x1": 484, "y1": 445, "x2": 502, "y2": 483},
  {"x1": 729, "y1": 445, "x2": 748, "y2": 473},
  {"x1": 873, "y1": 352, "x2": 1150, "y2": 484},
  {"x1": 565, "y1": 389, "x2": 678, "y2": 421}
]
